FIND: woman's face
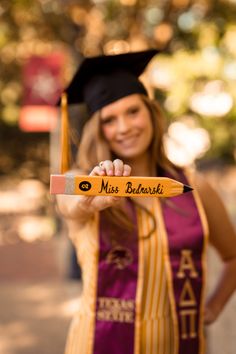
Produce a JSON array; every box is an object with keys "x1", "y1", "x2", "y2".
[{"x1": 100, "y1": 94, "x2": 153, "y2": 160}]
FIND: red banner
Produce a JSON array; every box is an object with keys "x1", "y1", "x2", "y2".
[{"x1": 20, "y1": 53, "x2": 64, "y2": 132}]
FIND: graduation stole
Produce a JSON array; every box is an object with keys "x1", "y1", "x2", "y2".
[{"x1": 92, "y1": 172, "x2": 208, "y2": 354}]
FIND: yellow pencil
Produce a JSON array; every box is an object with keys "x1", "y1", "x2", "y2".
[{"x1": 50, "y1": 174, "x2": 193, "y2": 198}]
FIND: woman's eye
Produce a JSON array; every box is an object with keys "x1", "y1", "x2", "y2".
[
  {"x1": 101, "y1": 117, "x2": 115, "y2": 125},
  {"x1": 129, "y1": 107, "x2": 139, "y2": 115}
]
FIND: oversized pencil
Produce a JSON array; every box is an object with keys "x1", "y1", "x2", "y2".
[{"x1": 50, "y1": 175, "x2": 193, "y2": 198}]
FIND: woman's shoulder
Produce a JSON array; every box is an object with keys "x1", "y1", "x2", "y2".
[
  {"x1": 188, "y1": 169, "x2": 214, "y2": 197},
  {"x1": 182, "y1": 168, "x2": 219, "y2": 203}
]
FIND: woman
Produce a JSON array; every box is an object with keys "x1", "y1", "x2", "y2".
[{"x1": 56, "y1": 50, "x2": 236, "y2": 354}]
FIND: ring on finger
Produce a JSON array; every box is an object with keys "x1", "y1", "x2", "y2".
[{"x1": 99, "y1": 161, "x2": 104, "y2": 168}]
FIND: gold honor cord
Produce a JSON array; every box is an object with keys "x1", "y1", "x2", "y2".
[{"x1": 50, "y1": 175, "x2": 193, "y2": 198}]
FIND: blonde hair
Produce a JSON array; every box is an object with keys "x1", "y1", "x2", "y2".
[{"x1": 76, "y1": 95, "x2": 180, "y2": 237}]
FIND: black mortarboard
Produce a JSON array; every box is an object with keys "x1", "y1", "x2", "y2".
[{"x1": 63, "y1": 49, "x2": 159, "y2": 116}]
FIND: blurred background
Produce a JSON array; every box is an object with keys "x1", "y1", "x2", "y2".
[{"x1": 0, "y1": 0, "x2": 236, "y2": 353}]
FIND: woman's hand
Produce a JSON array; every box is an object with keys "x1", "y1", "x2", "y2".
[
  {"x1": 85, "y1": 159, "x2": 131, "y2": 211},
  {"x1": 56, "y1": 159, "x2": 131, "y2": 223},
  {"x1": 91, "y1": 159, "x2": 131, "y2": 177},
  {"x1": 204, "y1": 304, "x2": 219, "y2": 325}
]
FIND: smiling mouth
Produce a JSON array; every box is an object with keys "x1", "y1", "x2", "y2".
[{"x1": 117, "y1": 134, "x2": 140, "y2": 145}]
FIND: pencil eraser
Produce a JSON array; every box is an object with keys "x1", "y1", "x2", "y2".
[{"x1": 50, "y1": 175, "x2": 66, "y2": 194}]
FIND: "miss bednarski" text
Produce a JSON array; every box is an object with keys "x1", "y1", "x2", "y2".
[{"x1": 98, "y1": 180, "x2": 164, "y2": 195}]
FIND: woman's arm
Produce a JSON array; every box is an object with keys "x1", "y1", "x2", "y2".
[
  {"x1": 195, "y1": 173, "x2": 236, "y2": 324},
  {"x1": 56, "y1": 160, "x2": 131, "y2": 225}
]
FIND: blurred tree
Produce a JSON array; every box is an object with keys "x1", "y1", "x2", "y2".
[{"x1": 0, "y1": 0, "x2": 236, "y2": 179}]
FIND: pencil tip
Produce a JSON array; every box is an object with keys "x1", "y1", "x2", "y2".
[{"x1": 183, "y1": 184, "x2": 193, "y2": 193}]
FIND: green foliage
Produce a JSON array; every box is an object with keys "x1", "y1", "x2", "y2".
[{"x1": 1, "y1": 0, "x2": 236, "y2": 167}]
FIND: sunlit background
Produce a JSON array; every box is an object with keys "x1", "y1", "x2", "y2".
[{"x1": 0, "y1": 1, "x2": 236, "y2": 354}]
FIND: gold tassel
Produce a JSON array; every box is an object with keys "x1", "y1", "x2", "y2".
[{"x1": 60, "y1": 92, "x2": 71, "y2": 174}]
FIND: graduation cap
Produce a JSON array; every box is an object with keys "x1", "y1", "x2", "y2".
[{"x1": 60, "y1": 49, "x2": 158, "y2": 173}]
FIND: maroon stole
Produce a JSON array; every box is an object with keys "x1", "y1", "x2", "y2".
[{"x1": 92, "y1": 172, "x2": 207, "y2": 354}]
